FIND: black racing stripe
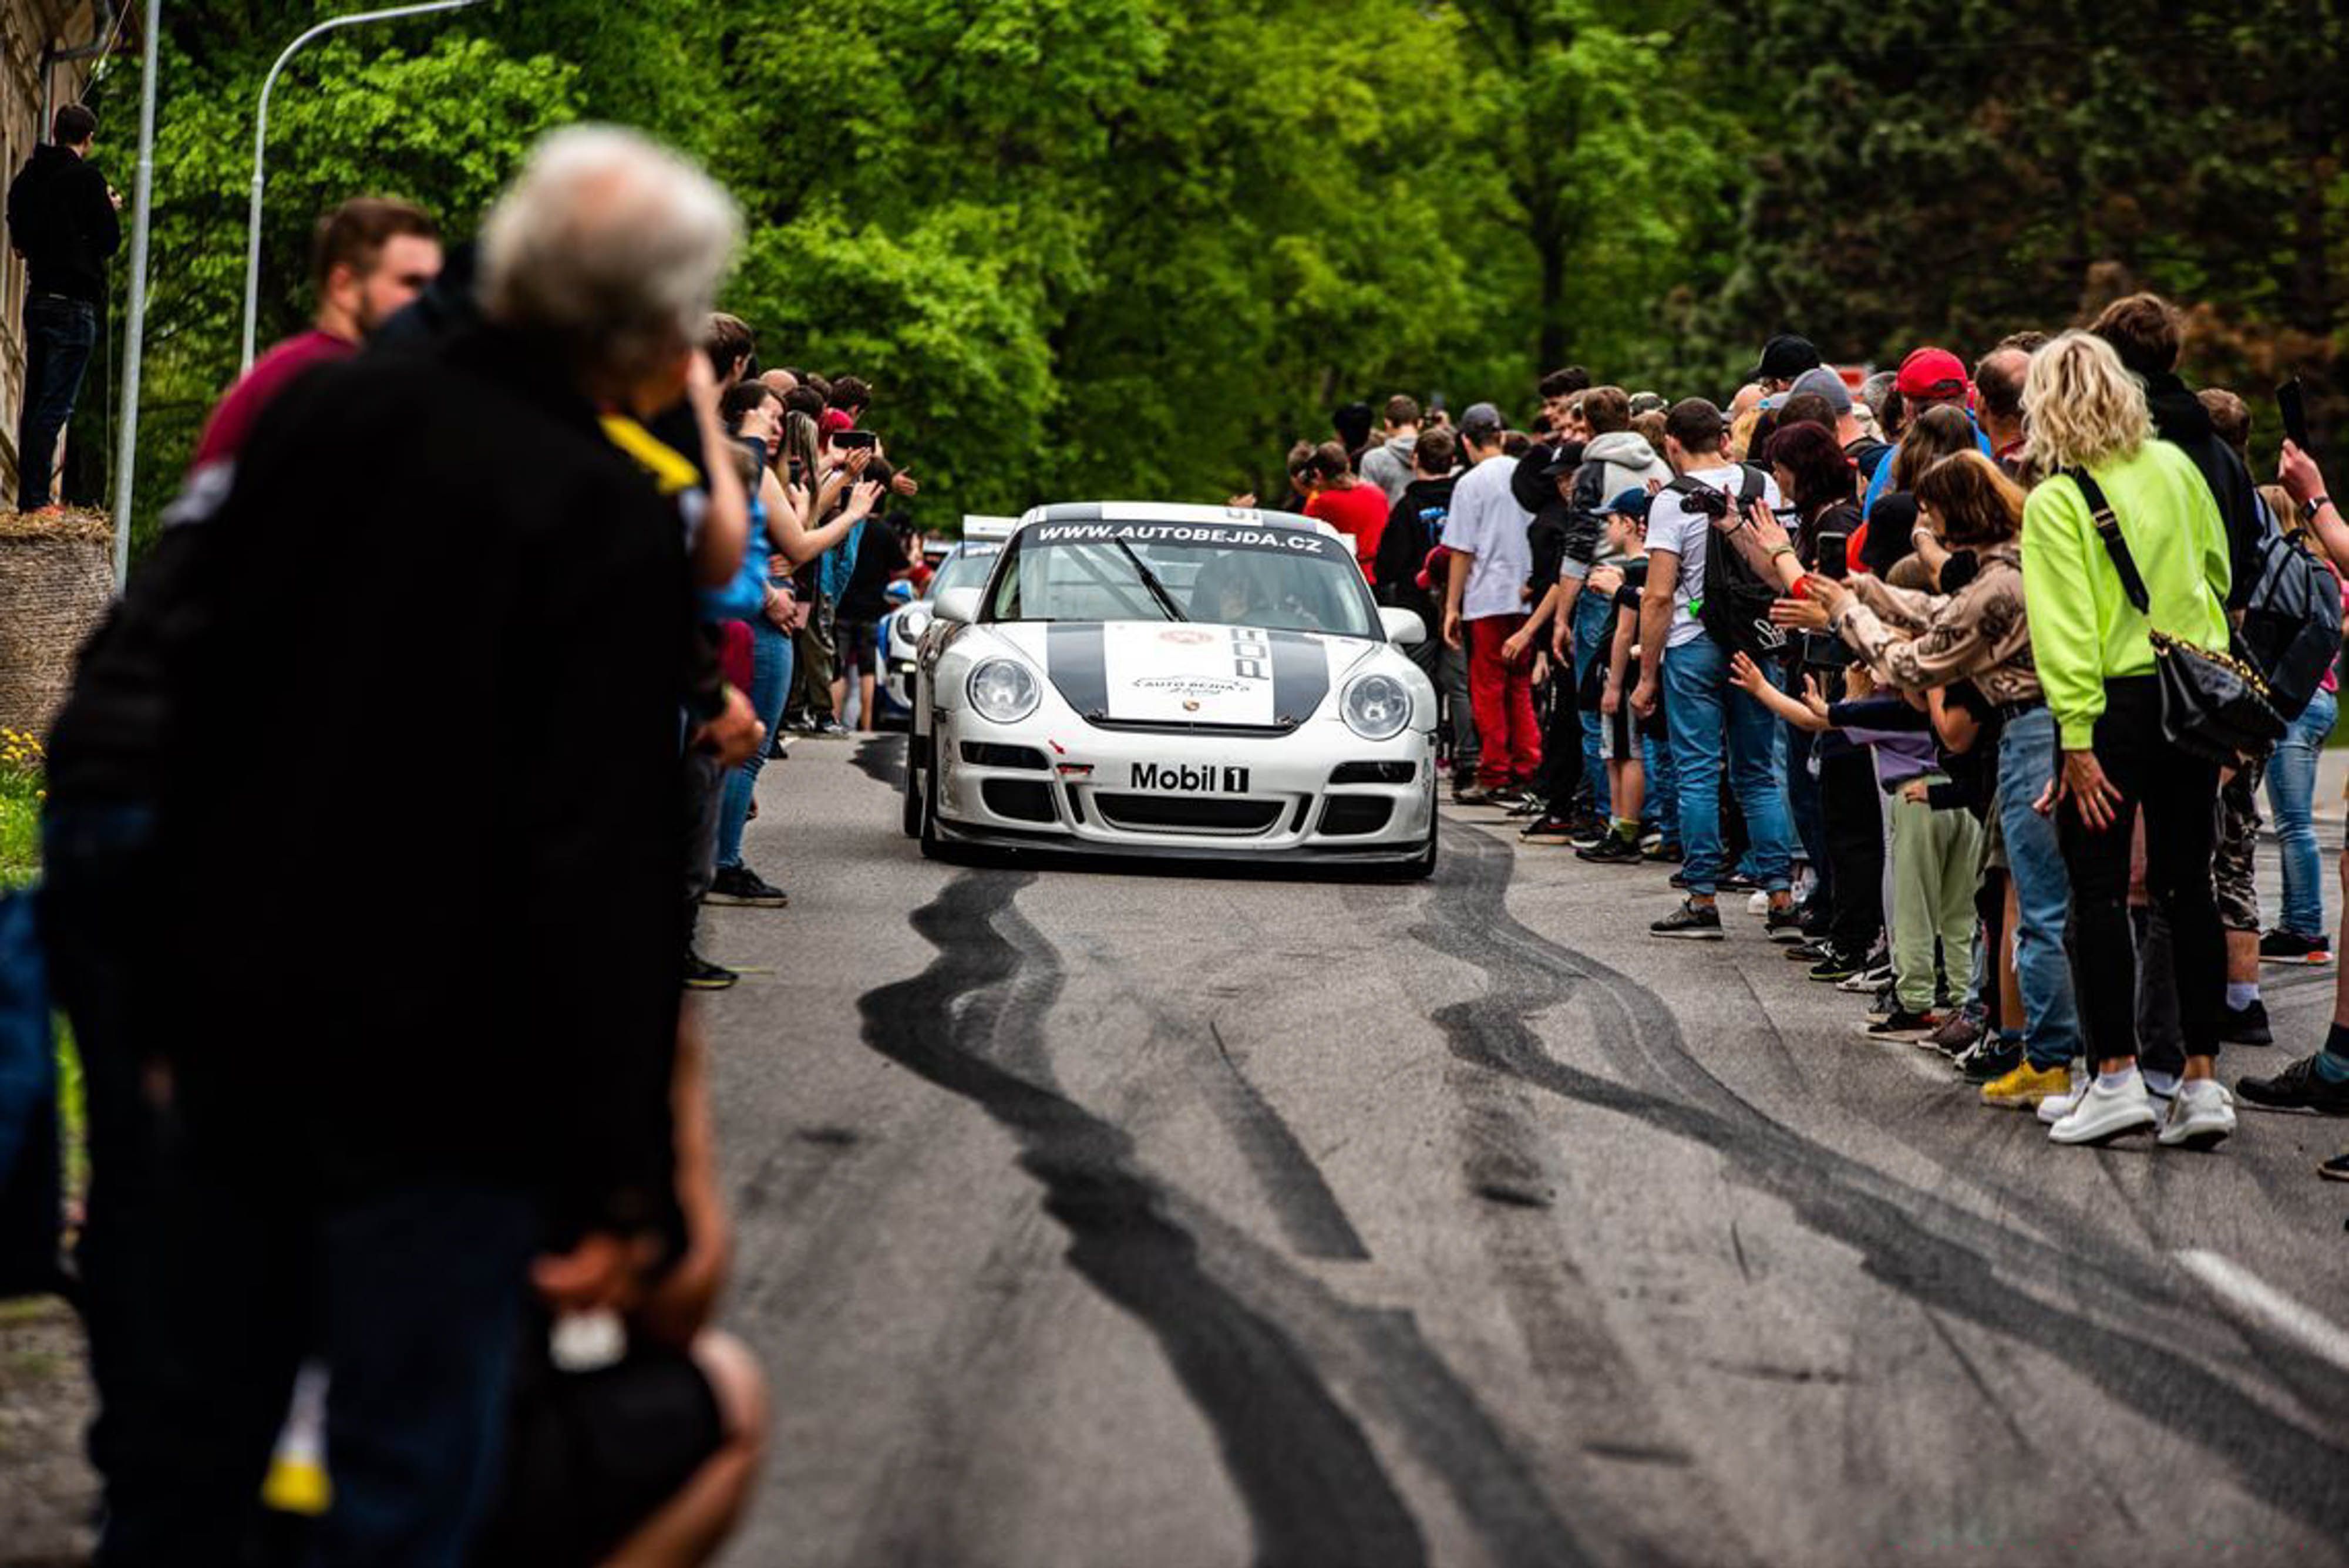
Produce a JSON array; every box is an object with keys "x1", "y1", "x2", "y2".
[
  {"x1": 1268, "y1": 630, "x2": 1329, "y2": 725},
  {"x1": 1045, "y1": 622, "x2": 1109, "y2": 718}
]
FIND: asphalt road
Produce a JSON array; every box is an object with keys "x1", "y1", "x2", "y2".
[{"x1": 701, "y1": 734, "x2": 2349, "y2": 1568}]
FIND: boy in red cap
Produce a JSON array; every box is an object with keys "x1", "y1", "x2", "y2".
[{"x1": 1862, "y1": 346, "x2": 1993, "y2": 516}]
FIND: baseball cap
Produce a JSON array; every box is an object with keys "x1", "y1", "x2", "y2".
[
  {"x1": 1458, "y1": 401, "x2": 1506, "y2": 438},
  {"x1": 1896, "y1": 346, "x2": 1969, "y2": 400},
  {"x1": 1788, "y1": 366, "x2": 1853, "y2": 416},
  {"x1": 820, "y1": 407, "x2": 856, "y2": 435},
  {"x1": 1538, "y1": 440, "x2": 1587, "y2": 480},
  {"x1": 1751, "y1": 334, "x2": 1822, "y2": 382},
  {"x1": 1597, "y1": 488, "x2": 1651, "y2": 520}
]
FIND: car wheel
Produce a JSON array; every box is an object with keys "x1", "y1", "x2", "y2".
[
  {"x1": 900, "y1": 730, "x2": 926, "y2": 839},
  {"x1": 917, "y1": 741, "x2": 945, "y2": 861}
]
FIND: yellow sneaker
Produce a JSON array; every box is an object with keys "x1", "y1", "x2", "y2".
[{"x1": 1982, "y1": 1061, "x2": 2071, "y2": 1109}]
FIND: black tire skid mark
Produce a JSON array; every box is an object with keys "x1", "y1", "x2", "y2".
[
  {"x1": 850, "y1": 731, "x2": 907, "y2": 789},
  {"x1": 858, "y1": 869, "x2": 1428, "y2": 1568},
  {"x1": 1203, "y1": 1020, "x2": 1373, "y2": 1261},
  {"x1": 1028, "y1": 883, "x2": 1610, "y2": 1566},
  {"x1": 1426, "y1": 823, "x2": 2349, "y2": 1543}
]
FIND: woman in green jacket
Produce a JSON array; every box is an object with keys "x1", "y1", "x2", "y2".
[{"x1": 2020, "y1": 331, "x2": 2237, "y2": 1150}]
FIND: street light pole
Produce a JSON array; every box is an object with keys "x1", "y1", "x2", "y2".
[
  {"x1": 238, "y1": 0, "x2": 492, "y2": 374},
  {"x1": 108, "y1": 0, "x2": 157, "y2": 587}
]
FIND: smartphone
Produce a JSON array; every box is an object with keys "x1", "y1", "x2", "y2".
[
  {"x1": 1813, "y1": 530, "x2": 1849, "y2": 580},
  {"x1": 833, "y1": 429, "x2": 879, "y2": 451},
  {"x1": 2279, "y1": 377, "x2": 2311, "y2": 452}
]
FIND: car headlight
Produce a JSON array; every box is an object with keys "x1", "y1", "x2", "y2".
[
  {"x1": 900, "y1": 608, "x2": 932, "y2": 641},
  {"x1": 1342, "y1": 672, "x2": 1412, "y2": 741},
  {"x1": 967, "y1": 658, "x2": 1041, "y2": 724}
]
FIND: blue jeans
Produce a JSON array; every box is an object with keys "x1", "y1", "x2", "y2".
[
  {"x1": 716, "y1": 618, "x2": 795, "y2": 870},
  {"x1": 2266, "y1": 685, "x2": 2337, "y2": 939},
  {"x1": 1643, "y1": 730, "x2": 1679, "y2": 846},
  {"x1": 1995, "y1": 706, "x2": 2084, "y2": 1071},
  {"x1": 1786, "y1": 721, "x2": 1829, "y2": 900},
  {"x1": 16, "y1": 294, "x2": 97, "y2": 509},
  {"x1": 1571, "y1": 590, "x2": 1614, "y2": 815},
  {"x1": 1661, "y1": 635, "x2": 1793, "y2": 895}
]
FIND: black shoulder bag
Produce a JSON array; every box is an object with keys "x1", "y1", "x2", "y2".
[{"x1": 2067, "y1": 467, "x2": 2284, "y2": 765}]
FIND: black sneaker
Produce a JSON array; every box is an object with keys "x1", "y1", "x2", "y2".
[
  {"x1": 2221, "y1": 999, "x2": 2274, "y2": 1047},
  {"x1": 2236, "y1": 1054, "x2": 2349, "y2": 1114},
  {"x1": 1506, "y1": 793, "x2": 1549, "y2": 818},
  {"x1": 1651, "y1": 899, "x2": 1724, "y2": 940},
  {"x1": 1575, "y1": 833, "x2": 1644, "y2": 864},
  {"x1": 814, "y1": 718, "x2": 850, "y2": 738},
  {"x1": 1668, "y1": 869, "x2": 1693, "y2": 891},
  {"x1": 1809, "y1": 947, "x2": 1865, "y2": 982},
  {"x1": 1763, "y1": 904, "x2": 1805, "y2": 943},
  {"x1": 1717, "y1": 870, "x2": 1761, "y2": 893},
  {"x1": 769, "y1": 731, "x2": 793, "y2": 760},
  {"x1": 1517, "y1": 813, "x2": 1577, "y2": 846},
  {"x1": 1864, "y1": 1007, "x2": 1942, "y2": 1041},
  {"x1": 1787, "y1": 940, "x2": 1830, "y2": 963},
  {"x1": 1799, "y1": 902, "x2": 1834, "y2": 939},
  {"x1": 2320, "y1": 1149, "x2": 2349, "y2": 1181},
  {"x1": 2259, "y1": 928, "x2": 2334, "y2": 965},
  {"x1": 1961, "y1": 1037, "x2": 2025, "y2": 1084},
  {"x1": 708, "y1": 864, "x2": 790, "y2": 907},
  {"x1": 684, "y1": 950, "x2": 738, "y2": 991},
  {"x1": 1641, "y1": 839, "x2": 1682, "y2": 863}
]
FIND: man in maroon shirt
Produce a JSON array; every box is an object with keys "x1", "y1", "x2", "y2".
[{"x1": 190, "y1": 197, "x2": 442, "y2": 471}]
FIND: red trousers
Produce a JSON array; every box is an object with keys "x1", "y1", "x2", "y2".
[{"x1": 1468, "y1": 613, "x2": 1542, "y2": 789}]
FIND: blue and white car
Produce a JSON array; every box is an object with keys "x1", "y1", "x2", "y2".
[
  {"x1": 900, "y1": 503, "x2": 1438, "y2": 875},
  {"x1": 873, "y1": 518, "x2": 1015, "y2": 729}
]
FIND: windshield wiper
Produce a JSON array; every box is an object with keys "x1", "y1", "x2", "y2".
[{"x1": 1110, "y1": 540, "x2": 1189, "y2": 623}]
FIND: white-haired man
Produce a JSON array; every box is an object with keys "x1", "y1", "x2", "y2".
[{"x1": 44, "y1": 126, "x2": 759, "y2": 1565}]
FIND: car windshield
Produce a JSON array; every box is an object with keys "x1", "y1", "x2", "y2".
[
  {"x1": 926, "y1": 549, "x2": 998, "y2": 600},
  {"x1": 987, "y1": 520, "x2": 1378, "y2": 639}
]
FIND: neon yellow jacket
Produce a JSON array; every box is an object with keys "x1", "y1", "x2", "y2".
[{"x1": 2020, "y1": 440, "x2": 2232, "y2": 750}]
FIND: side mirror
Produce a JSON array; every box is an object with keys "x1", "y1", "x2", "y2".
[
  {"x1": 1379, "y1": 606, "x2": 1427, "y2": 647},
  {"x1": 935, "y1": 587, "x2": 982, "y2": 626}
]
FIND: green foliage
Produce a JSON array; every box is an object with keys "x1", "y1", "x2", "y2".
[{"x1": 78, "y1": 2, "x2": 2349, "y2": 553}]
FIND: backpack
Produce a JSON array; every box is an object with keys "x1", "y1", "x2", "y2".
[
  {"x1": 1673, "y1": 464, "x2": 1785, "y2": 658},
  {"x1": 2236, "y1": 495, "x2": 2341, "y2": 724}
]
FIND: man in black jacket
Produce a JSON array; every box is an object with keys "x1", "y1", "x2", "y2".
[
  {"x1": 43, "y1": 125, "x2": 743, "y2": 1566},
  {"x1": 6, "y1": 103, "x2": 121, "y2": 510}
]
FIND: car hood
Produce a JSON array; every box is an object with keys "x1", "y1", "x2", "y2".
[{"x1": 986, "y1": 620, "x2": 1369, "y2": 728}]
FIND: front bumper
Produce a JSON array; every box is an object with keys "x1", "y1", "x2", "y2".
[{"x1": 930, "y1": 710, "x2": 1435, "y2": 862}]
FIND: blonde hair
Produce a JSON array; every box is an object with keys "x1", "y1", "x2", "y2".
[{"x1": 2021, "y1": 331, "x2": 2151, "y2": 475}]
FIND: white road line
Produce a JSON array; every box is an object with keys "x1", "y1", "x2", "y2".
[{"x1": 2175, "y1": 1249, "x2": 2349, "y2": 1376}]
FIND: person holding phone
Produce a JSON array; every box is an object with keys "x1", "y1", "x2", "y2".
[{"x1": 1731, "y1": 449, "x2": 2083, "y2": 1106}]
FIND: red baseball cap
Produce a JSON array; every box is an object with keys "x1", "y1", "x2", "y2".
[
  {"x1": 820, "y1": 408, "x2": 855, "y2": 435},
  {"x1": 1896, "y1": 346, "x2": 1969, "y2": 399}
]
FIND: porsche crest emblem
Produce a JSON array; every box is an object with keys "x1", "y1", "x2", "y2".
[{"x1": 1182, "y1": 699, "x2": 1202, "y2": 712}]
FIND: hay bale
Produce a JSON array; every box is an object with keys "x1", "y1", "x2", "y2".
[{"x1": 0, "y1": 509, "x2": 114, "y2": 739}]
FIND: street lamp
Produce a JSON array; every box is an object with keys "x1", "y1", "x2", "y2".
[{"x1": 238, "y1": 0, "x2": 493, "y2": 374}]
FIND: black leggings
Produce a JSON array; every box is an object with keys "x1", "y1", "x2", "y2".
[
  {"x1": 1821, "y1": 747, "x2": 1884, "y2": 956},
  {"x1": 2055, "y1": 677, "x2": 2224, "y2": 1064}
]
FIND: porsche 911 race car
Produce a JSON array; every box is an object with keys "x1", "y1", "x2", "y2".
[{"x1": 900, "y1": 502, "x2": 1439, "y2": 875}]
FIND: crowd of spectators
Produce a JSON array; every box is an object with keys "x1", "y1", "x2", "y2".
[
  {"x1": 1304, "y1": 302, "x2": 2349, "y2": 1166},
  {"x1": 26, "y1": 126, "x2": 930, "y2": 1565}
]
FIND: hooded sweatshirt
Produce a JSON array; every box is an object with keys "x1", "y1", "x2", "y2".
[
  {"x1": 2142, "y1": 371, "x2": 2264, "y2": 610},
  {"x1": 5, "y1": 143, "x2": 120, "y2": 305},
  {"x1": 1560, "y1": 430, "x2": 1673, "y2": 579},
  {"x1": 1359, "y1": 433, "x2": 1418, "y2": 505}
]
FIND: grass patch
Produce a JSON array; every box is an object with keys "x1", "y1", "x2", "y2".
[{"x1": 1, "y1": 726, "x2": 83, "y2": 1200}]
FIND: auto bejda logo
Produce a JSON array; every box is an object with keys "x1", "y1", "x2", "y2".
[{"x1": 1131, "y1": 763, "x2": 1249, "y2": 792}]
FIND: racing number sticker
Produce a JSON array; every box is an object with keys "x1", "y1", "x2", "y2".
[{"x1": 1231, "y1": 628, "x2": 1269, "y2": 681}]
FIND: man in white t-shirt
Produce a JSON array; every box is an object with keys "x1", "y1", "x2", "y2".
[
  {"x1": 1630, "y1": 398, "x2": 1797, "y2": 939},
  {"x1": 1440, "y1": 402, "x2": 1541, "y2": 803}
]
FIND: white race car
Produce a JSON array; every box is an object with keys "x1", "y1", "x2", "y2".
[{"x1": 901, "y1": 502, "x2": 1439, "y2": 876}]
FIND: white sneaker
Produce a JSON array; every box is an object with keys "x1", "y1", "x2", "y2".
[
  {"x1": 2037, "y1": 1060, "x2": 2093, "y2": 1125},
  {"x1": 2048, "y1": 1069, "x2": 2160, "y2": 1145},
  {"x1": 2156, "y1": 1078, "x2": 2237, "y2": 1149}
]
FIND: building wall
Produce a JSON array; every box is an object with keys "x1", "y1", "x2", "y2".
[{"x1": 0, "y1": 1, "x2": 101, "y2": 506}]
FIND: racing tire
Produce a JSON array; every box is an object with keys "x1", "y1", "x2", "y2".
[
  {"x1": 901, "y1": 731, "x2": 927, "y2": 839},
  {"x1": 916, "y1": 739, "x2": 949, "y2": 862}
]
